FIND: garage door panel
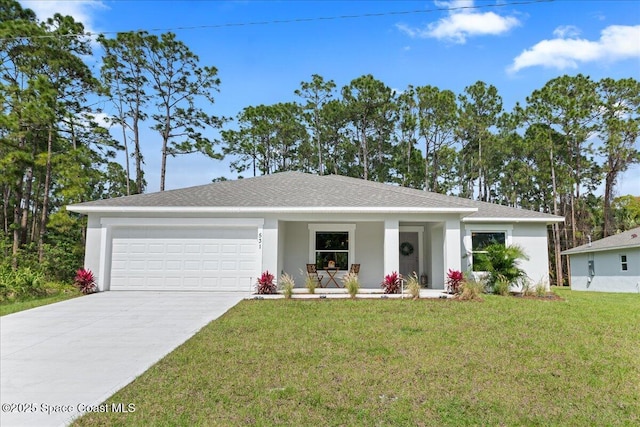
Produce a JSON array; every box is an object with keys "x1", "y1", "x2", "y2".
[
  {"x1": 203, "y1": 244, "x2": 220, "y2": 254},
  {"x1": 110, "y1": 226, "x2": 258, "y2": 291},
  {"x1": 202, "y1": 260, "x2": 219, "y2": 270},
  {"x1": 166, "y1": 244, "x2": 182, "y2": 253}
]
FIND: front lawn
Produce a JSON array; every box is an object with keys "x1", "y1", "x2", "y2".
[
  {"x1": 0, "y1": 292, "x2": 81, "y2": 316},
  {"x1": 74, "y1": 289, "x2": 639, "y2": 426}
]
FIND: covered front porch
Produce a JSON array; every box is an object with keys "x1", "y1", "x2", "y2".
[{"x1": 260, "y1": 215, "x2": 464, "y2": 290}]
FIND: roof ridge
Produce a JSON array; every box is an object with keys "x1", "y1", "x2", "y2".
[{"x1": 322, "y1": 174, "x2": 476, "y2": 208}]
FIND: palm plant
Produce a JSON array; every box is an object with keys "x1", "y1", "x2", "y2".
[{"x1": 482, "y1": 244, "x2": 529, "y2": 293}]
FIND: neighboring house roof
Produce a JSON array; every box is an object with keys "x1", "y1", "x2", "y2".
[
  {"x1": 67, "y1": 172, "x2": 563, "y2": 222},
  {"x1": 562, "y1": 227, "x2": 640, "y2": 255}
]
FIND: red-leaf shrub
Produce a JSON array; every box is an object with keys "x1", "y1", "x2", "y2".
[
  {"x1": 256, "y1": 271, "x2": 277, "y2": 294},
  {"x1": 74, "y1": 268, "x2": 97, "y2": 294},
  {"x1": 446, "y1": 269, "x2": 464, "y2": 294},
  {"x1": 381, "y1": 271, "x2": 401, "y2": 294}
]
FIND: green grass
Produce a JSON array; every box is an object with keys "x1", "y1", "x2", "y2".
[
  {"x1": 74, "y1": 288, "x2": 640, "y2": 426},
  {"x1": 0, "y1": 292, "x2": 81, "y2": 316}
]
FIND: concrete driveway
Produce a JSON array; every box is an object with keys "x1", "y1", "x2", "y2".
[{"x1": 1, "y1": 291, "x2": 246, "y2": 427}]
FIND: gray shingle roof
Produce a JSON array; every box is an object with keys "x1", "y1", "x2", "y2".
[
  {"x1": 67, "y1": 171, "x2": 563, "y2": 221},
  {"x1": 561, "y1": 227, "x2": 640, "y2": 255}
]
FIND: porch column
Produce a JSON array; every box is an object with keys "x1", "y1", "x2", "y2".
[
  {"x1": 443, "y1": 218, "x2": 462, "y2": 273},
  {"x1": 383, "y1": 219, "x2": 400, "y2": 275},
  {"x1": 261, "y1": 218, "x2": 279, "y2": 281}
]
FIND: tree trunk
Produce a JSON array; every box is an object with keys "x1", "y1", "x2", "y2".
[
  {"x1": 30, "y1": 180, "x2": 41, "y2": 243},
  {"x1": 160, "y1": 108, "x2": 170, "y2": 191},
  {"x1": 315, "y1": 110, "x2": 323, "y2": 175},
  {"x1": 424, "y1": 138, "x2": 430, "y2": 191},
  {"x1": 570, "y1": 192, "x2": 577, "y2": 247},
  {"x1": 478, "y1": 136, "x2": 483, "y2": 201},
  {"x1": 12, "y1": 175, "x2": 23, "y2": 269},
  {"x1": 549, "y1": 145, "x2": 563, "y2": 287},
  {"x1": 361, "y1": 126, "x2": 369, "y2": 181},
  {"x1": 133, "y1": 114, "x2": 143, "y2": 194},
  {"x1": 11, "y1": 132, "x2": 27, "y2": 269},
  {"x1": 38, "y1": 126, "x2": 54, "y2": 262},
  {"x1": 160, "y1": 136, "x2": 168, "y2": 191},
  {"x1": 120, "y1": 114, "x2": 131, "y2": 196},
  {"x1": 2, "y1": 186, "x2": 9, "y2": 235},
  {"x1": 19, "y1": 166, "x2": 33, "y2": 245},
  {"x1": 603, "y1": 167, "x2": 616, "y2": 237}
]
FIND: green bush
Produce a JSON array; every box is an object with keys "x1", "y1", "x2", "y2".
[
  {"x1": 482, "y1": 244, "x2": 529, "y2": 292},
  {"x1": 0, "y1": 265, "x2": 46, "y2": 302},
  {"x1": 493, "y1": 276, "x2": 511, "y2": 296}
]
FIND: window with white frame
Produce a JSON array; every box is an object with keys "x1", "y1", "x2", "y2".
[
  {"x1": 621, "y1": 255, "x2": 628, "y2": 271},
  {"x1": 471, "y1": 231, "x2": 506, "y2": 272},
  {"x1": 309, "y1": 224, "x2": 355, "y2": 270}
]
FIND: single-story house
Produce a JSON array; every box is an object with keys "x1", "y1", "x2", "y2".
[
  {"x1": 67, "y1": 172, "x2": 563, "y2": 292},
  {"x1": 562, "y1": 227, "x2": 640, "y2": 293}
]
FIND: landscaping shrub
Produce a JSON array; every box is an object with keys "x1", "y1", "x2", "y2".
[
  {"x1": 381, "y1": 271, "x2": 401, "y2": 294},
  {"x1": 342, "y1": 272, "x2": 360, "y2": 298},
  {"x1": 0, "y1": 265, "x2": 47, "y2": 302},
  {"x1": 304, "y1": 275, "x2": 317, "y2": 294},
  {"x1": 457, "y1": 278, "x2": 484, "y2": 301},
  {"x1": 279, "y1": 273, "x2": 295, "y2": 299},
  {"x1": 482, "y1": 244, "x2": 529, "y2": 292},
  {"x1": 493, "y1": 276, "x2": 511, "y2": 296},
  {"x1": 256, "y1": 271, "x2": 277, "y2": 294},
  {"x1": 405, "y1": 272, "x2": 421, "y2": 300},
  {"x1": 446, "y1": 269, "x2": 464, "y2": 294},
  {"x1": 535, "y1": 282, "x2": 548, "y2": 297},
  {"x1": 73, "y1": 268, "x2": 97, "y2": 294}
]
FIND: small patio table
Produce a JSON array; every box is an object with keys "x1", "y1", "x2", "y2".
[{"x1": 323, "y1": 267, "x2": 341, "y2": 287}]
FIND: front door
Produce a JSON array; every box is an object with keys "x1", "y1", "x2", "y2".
[{"x1": 399, "y1": 232, "x2": 419, "y2": 279}]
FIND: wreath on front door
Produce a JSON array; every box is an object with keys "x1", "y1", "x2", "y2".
[{"x1": 400, "y1": 241, "x2": 414, "y2": 256}]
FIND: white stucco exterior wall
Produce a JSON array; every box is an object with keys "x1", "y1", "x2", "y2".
[
  {"x1": 79, "y1": 207, "x2": 556, "y2": 294},
  {"x1": 261, "y1": 218, "x2": 279, "y2": 282},
  {"x1": 569, "y1": 248, "x2": 640, "y2": 293},
  {"x1": 384, "y1": 219, "x2": 400, "y2": 276},
  {"x1": 512, "y1": 223, "x2": 552, "y2": 289},
  {"x1": 354, "y1": 222, "x2": 384, "y2": 288},
  {"x1": 462, "y1": 222, "x2": 552, "y2": 290},
  {"x1": 429, "y1": 224, "x2": 445, "y2": 289},
  {"x1": 444, "y1": 219, "x2": 461, "y2": 274},
  {"x1": 83, "y1": 215, "x2": 105, "y2": 290}
]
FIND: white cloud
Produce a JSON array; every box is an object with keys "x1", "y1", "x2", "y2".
[
  {"x1": 508, "y1": 24, "x2": 640, "y2": 73},
  {"x1": 20, "y1": 1, "x2": 106, "y2": 35},
  {"x1": 553, "y1": 25, "x2": 581, "y2": 39},
  {"x1": 90, "y1": 112, "x2": 115, "y2": 129},
  {"x1": 396, "y1": 0, "x2": 520, "y2": 44}
]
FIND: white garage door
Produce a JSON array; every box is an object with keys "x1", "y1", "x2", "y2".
[{"x1": 110, "y1": 226, "x2": 258, "y2": 291}]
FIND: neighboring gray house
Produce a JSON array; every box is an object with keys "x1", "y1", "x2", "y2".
[
  {"x1": 67, "y1": 172, "x2": 563, "y2": 292},
  {"x1": 562, "y1": 227, "x2": 640, "y2": 293}
]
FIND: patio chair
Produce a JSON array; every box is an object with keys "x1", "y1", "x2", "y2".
[
  {"x1": 306, "y1": 264, "x2": 324, "y2": 288},
  {"x1": 349, "y1": 264, "x2": 360, "y2": 276}
]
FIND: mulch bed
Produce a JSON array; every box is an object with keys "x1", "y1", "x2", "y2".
[{"x1": 511, "y1": 292, "x2": 564, "y2": 301}]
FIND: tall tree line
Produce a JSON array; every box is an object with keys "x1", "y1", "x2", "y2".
[
  {"x1": 222, "y1": 73, "x2": 639, "y2": 286},
  {"x1": 1, "y1": 0, "x2": 638, "y2": 285},
  {"x1": 1, "y1": 1, "x2": 223, "y2": 275}
]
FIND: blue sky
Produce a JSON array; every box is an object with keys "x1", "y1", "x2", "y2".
[{"x1": 20, "y1": 0, "x2": 640, "y2": 196}]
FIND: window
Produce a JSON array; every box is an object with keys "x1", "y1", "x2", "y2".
[
  {"x1": 621, "y1": 255, "x2": 628, "y2": 272},
  {"x1": 471, "y1": 231, "x2": 506, "y2": 272},
  {"x1": 309, "y1": 224, "x2": 356, "y2": 271},
  {"x1": 315, "y1": 232, "x2": 349, "y2": 269}
]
